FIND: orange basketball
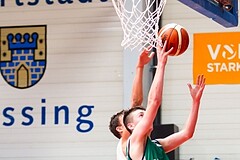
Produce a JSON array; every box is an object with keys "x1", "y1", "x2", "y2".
[{"x1": 158, "y1": 23, "x2": 189, "y2": 56}]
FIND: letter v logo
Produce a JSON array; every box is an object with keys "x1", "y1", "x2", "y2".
[{"x1": 207, "y1": 44, "x2": 221, "y2": 60}]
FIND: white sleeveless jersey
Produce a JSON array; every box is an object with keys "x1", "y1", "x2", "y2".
[{"x1": 117, "y1": 138, "x2": 127, "y2": 160}]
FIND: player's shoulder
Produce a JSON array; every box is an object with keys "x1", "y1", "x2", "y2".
[{"x1": 117, "y1": 138, "x2": 126, "y2": 160}]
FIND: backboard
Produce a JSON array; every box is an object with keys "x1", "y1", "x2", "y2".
[{"x1": 178, "y1": 0, "x2": 238, "y2": 28}]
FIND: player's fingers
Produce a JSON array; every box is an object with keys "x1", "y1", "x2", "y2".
[
  {"x1": 187, "y1": 83, "x2": 192, "y2": 91},
  {"x1": 141, "y1": 46, "x2": 151, "y2": 55},
  {"x1": 201, "y1": 76, "x2": 206, "y2": 88},
  {"x1": 199, "y1": 75, "x2": 203, "y2": 84},
  {"x1": 166, "y1": 47, "x2": 174, "y2": 55},
  {"x1": 198, "y1": 74, "x2": 205, "y2": 85},
  {"x1": 162, "y1": 40, "x2": 168, "y2": 51},
  {"x1": 141, "y1": 48, "x2": 148, "y2": 55},
  {"x1": 157, "y1": 40, "x2": 163, "y2": 52},
  {"x1": 146, "y1": 45, "x2": 152, "y2": 51},
  {"x1": 149, "y1": 52, "x2": 155, "y2": 59},
  {"x1": 157, "y1": 38, "x2": 163, "y2": 48},
  {"x1": 196, "y1": 74, "x2": 201, "y2": 85}
]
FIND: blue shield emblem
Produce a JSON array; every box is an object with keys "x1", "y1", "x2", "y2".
[{"x1": 0, "y1": 25, "x2": 47, "y2": 89}]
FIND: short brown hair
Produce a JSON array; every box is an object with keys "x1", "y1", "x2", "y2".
[
  {"x1": 123, "y1": 106, "x2": 146, "y2": 133},
  {"x1": 109, "y1": 110, "x2": 124, "y2": 139}
]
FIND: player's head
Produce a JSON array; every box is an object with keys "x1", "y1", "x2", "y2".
[
  {"x1": 109, "y1": 110, "x2": 125, "y2": 139},
  {"x1": 123, "y1": 106, "x2": 146, "y2": 133}
]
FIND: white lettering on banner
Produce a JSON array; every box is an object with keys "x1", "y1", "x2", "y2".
[
  {"x1": 1, "y1": 98, "x2": 94, "y2": 133},
  {"x1": 207, "y1": 62, "x2": 240, "y2": 72},
  {"x1": 207, "y1": 44, "x2": 240, "y2": 60},
  {"x1": 0, "y1": 0, "x2": 108, "y2": 7},
  {"x1": 206, "y1": 44, "x2": 240, "y2": 73},
  {"x1": 207, "y1": 44, "x2": 221, "y2": 60}
]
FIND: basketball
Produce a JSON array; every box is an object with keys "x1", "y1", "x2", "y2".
[{"x1": 158, "y1": 23, "x2": 189, "y2": 56}]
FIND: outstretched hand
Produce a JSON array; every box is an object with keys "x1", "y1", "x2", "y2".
[
  {"x1": 187, "y1": 75, "x2": 206, "y2": 102},
  {"x1": 137, "y1": 46, "x2": 155, "y2": 67},
  {"x1": 156, "y1": 40, "x2": 174, "y2": 66}
]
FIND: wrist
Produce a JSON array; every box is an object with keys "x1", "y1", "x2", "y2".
[
  {"x1": 156, "y1": 63, "x2": 166, "y2": 69},
  {"x1": 193, "y1": 100, "x2": 200, "y2": 105},
  {"x1": 137, "y1": 64, "x2": 144, "y2": 68}
]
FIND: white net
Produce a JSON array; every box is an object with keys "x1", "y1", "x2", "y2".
[{"x1": 112, "y1": 0, "x2": 167, "y2": 50}]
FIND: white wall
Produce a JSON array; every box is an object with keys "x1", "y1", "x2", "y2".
[
  {"x1": 161, "y1": 1, "x2": 240, "y2": 159},
  {"x1": 0, "y1": 1, "x2": 123, "y2": 159},
  {"x1": 1, "y1": 0, "x2": 240, "y2": 160}
]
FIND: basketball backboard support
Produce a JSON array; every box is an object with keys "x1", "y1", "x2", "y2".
[{"x1": 178, "y1": 0, "x2": 238, "y2": 28}]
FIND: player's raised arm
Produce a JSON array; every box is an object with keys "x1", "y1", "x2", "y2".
[
  {"x1": 131, "y1": 41, "x2": 173, "y2": 139},
  {"x1": 158, "y1": 75, "x2": 206, "y2": 153},
  {"x1": 131, "y1": 47, "x2": 155, "y2": 108}
]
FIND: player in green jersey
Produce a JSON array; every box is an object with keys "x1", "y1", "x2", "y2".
[{"x1": 123, "y1": 41, "x2": 206, "y2": 160}]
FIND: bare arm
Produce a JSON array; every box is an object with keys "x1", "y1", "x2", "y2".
[
  {"x1": 121, "y1": 48, "x2": 154, "y2": 158},
  {"x1": 122, "y1": 48, "x2": 155, "y2": 141},
  {"x1": 127, "y1": 42, "x2": 173, "y2": 160},
  {"x1": 131, "y1": 48, "x2": 155, "y2": 108},
  {"x1": 158, "y1": 75, "x2": 206, "y2": 153},
  {"x1": 132, "y1": 41, "x2": 173, "y2": 140}
]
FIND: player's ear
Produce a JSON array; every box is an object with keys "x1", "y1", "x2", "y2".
[
  {"x1": 116, "y1": 125, "x2": 123, "y2": 133},
  {"x1": 127, "y1": 123, "x2": 135, "y2": 131}
]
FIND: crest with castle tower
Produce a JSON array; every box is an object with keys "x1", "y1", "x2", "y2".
[{"x1": 0, "y1": 25, "x2": 47, "y2": 89}]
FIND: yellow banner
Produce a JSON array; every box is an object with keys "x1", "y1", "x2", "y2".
[{"x1": 193, "y1": 32, "x2": 240, "y2": 84}]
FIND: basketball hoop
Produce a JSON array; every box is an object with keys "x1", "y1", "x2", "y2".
[{"x1": 112, "y1": 0, "x2": 167, "y2": 51}]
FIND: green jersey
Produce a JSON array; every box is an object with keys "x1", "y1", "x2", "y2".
[{"x1": 126, "y1": 137, "x2": 169, "y2": 160}]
